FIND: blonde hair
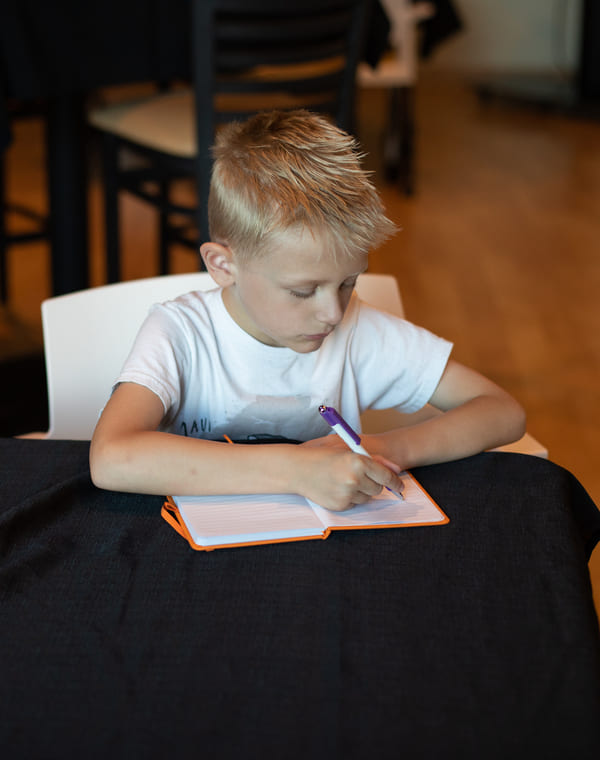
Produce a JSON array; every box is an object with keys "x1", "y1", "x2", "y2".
[{"x1": 208, "y1": 109, "x2": 397, "y2": 261}]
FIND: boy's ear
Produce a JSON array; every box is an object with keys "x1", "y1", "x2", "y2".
[{"x1": 200, "y1": 242, "x2": 237, "y2": 286}]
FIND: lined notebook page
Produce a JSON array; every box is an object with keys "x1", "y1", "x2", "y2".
[
  {"x1": 309, "y1": 473, "x2": 446, "y2": 528},
  {"x1": 173, "y1": 492, "x2": 326, "y2": 546}
]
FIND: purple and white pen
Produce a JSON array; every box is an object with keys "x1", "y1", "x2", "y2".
[
  {"x1": 318, "y1": 405, "x2": 370, "y2": 455},
  {"x1": 318, "y1": 405, "x2": 403, "y2": 499}
]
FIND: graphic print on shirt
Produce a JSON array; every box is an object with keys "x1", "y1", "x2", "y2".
[
  {"x1": 177, "y1": 394, "x2": 325, "y2": 443},
  {"x1": 180, "y1": 418, "x2": 212, "y2": 436}
]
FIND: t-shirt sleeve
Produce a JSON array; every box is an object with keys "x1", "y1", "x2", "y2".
[
  {"x1": 350, "y1": 301, "x2": 453, "y2": 414},
  {"x1": 115, "y1": 303, "x2": 188, "y2": 416}
]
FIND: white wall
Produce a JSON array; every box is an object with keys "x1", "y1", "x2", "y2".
[{"x1": 426, "y1": 0, "x2": 583, "y2": 74}]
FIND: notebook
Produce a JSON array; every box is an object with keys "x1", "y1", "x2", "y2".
[{"x1": 161, "y1": 471, "x2": 448, "y2": 551}]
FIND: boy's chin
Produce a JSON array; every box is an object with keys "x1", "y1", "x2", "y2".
[
  {"x1": 257, "y1": 332, "x2": 330, "y2": 352},
  {"x1": 289, "y1": 336, "x2": 329, "y2": 353}
]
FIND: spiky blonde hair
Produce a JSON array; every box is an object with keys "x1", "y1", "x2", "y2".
[{"x1": 208, "y1": 109, "x2": 397, "y2": 260}]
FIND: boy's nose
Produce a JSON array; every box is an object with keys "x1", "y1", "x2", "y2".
[{"x1": 316, "y1": 293, "x2": 344, "y2": 326}]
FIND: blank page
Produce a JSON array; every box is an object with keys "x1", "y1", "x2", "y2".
[
  {"x1": 308, "y1": 473, "x2": 447, "y2": 528},
  {"x1": 173, "y1": 492, "x2": 326, "y2": 547}
]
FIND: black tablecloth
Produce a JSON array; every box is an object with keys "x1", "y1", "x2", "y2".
[{"x1": 1, "y1": 439, "x2": 599, "y2": 759}]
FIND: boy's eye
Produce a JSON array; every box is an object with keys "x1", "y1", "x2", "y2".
[{"x1": 290, "y1": 279, "x2": 357, "y2": 299}]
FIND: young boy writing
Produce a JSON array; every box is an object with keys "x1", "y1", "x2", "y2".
[{"x1": 90, "y1": 109, "x2": 526, "y2": 511}]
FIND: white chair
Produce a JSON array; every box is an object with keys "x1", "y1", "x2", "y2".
[
  {"x1": 32, "y1": 271, "x2": 547, "y2": 456},
  {"x1": 357, "y1": 0, "x2": 435, "y2": 195},
  {"x1": 37, "y1": 272, "x2": 217, "y2": 439}
]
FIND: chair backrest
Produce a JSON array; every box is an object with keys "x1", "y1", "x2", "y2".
[
  {"x1": 40, "y1": 271, "x2": 403, "y2": 440},
  {"x1": 41, "y1": 272, "x2": 218, "y2": 439},
  {"x1": 192, "y1": 0, "x2": 371, "y2": 240}
]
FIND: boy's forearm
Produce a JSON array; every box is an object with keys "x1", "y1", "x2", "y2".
[
  {"x1": 90, "y1": 431, "x2": 303, "y2": 496},
  {"x1": 365, "y1": 394, "x2": 527, "y2": 470},
  {"x1": 90, "y1": 428, "x2": 407, "y2": 510}
]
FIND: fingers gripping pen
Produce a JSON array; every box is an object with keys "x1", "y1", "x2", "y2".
[{"x1": 318, "y1": 405, "x2": 403, "y2": 499}]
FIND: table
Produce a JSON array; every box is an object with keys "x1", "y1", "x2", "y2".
[{"x1": 1, "y1": 438, "x2": 599, "y2": 758}]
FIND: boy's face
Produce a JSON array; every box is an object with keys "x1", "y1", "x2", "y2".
[{"x1": 222, "y1": 227, "x2": 368, "y2": 353}]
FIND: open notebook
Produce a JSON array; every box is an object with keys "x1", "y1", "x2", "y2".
[{"x1": 162, "y1": 471, "x2": 448, "y2": 551}]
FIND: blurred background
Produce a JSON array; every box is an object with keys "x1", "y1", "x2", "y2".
[{"x1": 1, "y1": 0, "x2": 599, "y2": 606}]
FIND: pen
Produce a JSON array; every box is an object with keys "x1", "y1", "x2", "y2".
[{"x1": 318, "y1": 405, "x2": 403, "y2": 499}]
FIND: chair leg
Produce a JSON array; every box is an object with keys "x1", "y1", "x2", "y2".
[
  {"x1": 101, "y1": 134, "x2": 121, "y2": 283},
  {"x1": 158, "y1": 178, "x2": 170, "y2": 276},
  {"x1": 196, "y1": 167, "x2": 210, "y2": 260},
  {"x1": 0, "y1": 154, "x2": 7, "y2": 302},
  {"x1": 384, "y1": 86, "x2": 415, "y2": 197},
  {"x1": 397, "y1": 86, "x2": 415, "y2": 197}
]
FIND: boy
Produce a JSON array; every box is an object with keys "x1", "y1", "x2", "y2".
[{"x1": 90, "y1": 110, "x2": 526, "y2": 511}]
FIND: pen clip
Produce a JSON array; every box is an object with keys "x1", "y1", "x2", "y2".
[{"x1": 318, "y1": 405, "x2": 361, "y2": 446}]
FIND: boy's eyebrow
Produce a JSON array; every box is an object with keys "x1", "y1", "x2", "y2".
[{"x1": 282, "y1": 267, "x2": 368, "y2": 287}]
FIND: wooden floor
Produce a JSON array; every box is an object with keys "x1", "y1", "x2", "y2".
[{"x1": 1, "y1": 69, "x2": 599, "y2": 612}]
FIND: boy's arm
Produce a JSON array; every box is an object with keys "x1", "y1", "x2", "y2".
[
  {"x1": 363, "y1": 359, "x2": 527, "y2": 469},
  {"x1": 89, "y1": 382, "x2": 404, "y2": 511},
  {"x1": 303, "y1": 359, "x2": 526, "y2": 470}
]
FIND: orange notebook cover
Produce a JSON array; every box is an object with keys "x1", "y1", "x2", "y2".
[{"x1": 161, "y1": 471, "x2": 448, "y2": 551}]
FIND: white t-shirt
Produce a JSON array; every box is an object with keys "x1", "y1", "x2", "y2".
[{"x1": 116, "y1": 287, "x2": 453, "y2": 442}]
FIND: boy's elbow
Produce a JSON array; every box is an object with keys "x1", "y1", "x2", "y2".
[
  {"x1": 89, "y1": 446, "x2": 110, "y2": 491},
  {"x1": 506, "y1": 396, "x2": 527, "y2": 443},
  {"x1": 89, "y1": 436, "x2": 122, "y2": 492}
]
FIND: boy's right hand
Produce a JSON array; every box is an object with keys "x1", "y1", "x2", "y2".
[{"x1": 293, "y1": 446, "x2": 403, "y2": 512}]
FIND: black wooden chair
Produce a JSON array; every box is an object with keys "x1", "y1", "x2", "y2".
[
  {"x1": 0, "y1": 100, "x2": 50, "y2": 303},
  {"x1": 88, "y1": 0, "x2": 371, "y2": 282}
]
